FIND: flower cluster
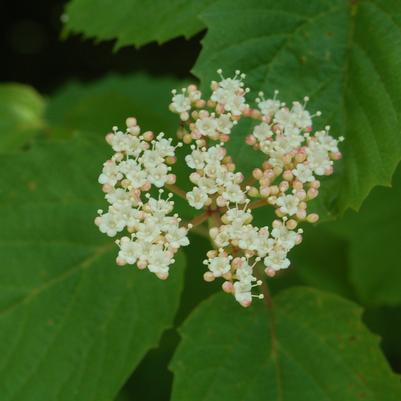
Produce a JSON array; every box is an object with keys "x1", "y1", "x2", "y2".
[
  {"x1": 96, "y1": 70, "x2": 343, "y2": 307},
  {"x1": 185, "y1": 143, "x2": 247, "y2": 209},
  {"x1": 95, "y1": 118, "x2": 190, "y2": 278}
]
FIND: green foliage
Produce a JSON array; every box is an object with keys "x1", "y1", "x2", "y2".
[
  {"x1": 0, "y1": 84, "x2": 46, "y2": 152},
  {"x1": 193, "y1": 0, "x2": 401, "y2": 215},
  {"x1": 171, "y1": 288, "x2": 401, "y2": 401},
  {"x1": 64, "y1": 0, "x2": 216, "y2": 48},
  {"x1": 0, "y1": 134, "x2": 185, "y2": 401},
  {"x1": 329, "y1": 163, "x2": 401, "y2": 306}
]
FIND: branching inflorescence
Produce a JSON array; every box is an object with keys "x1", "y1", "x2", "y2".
[{"x1": 95, "y1": 70, "x2": 343, "y2": 307}]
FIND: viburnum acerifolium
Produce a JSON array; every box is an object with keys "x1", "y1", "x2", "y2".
[{"x1": 95, "y1": 69, "x2": 344, "y2": 307}]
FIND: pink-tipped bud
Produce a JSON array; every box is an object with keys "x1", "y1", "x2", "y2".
[
  {"x1": 207, "y1": 250, "x2": 217, "y2": 259},
  {"x1": 105, "y1": 133, "x2": 114, "y2": 144},
  {"x1": 195, "y1": 99, "x2": 206, "y2": 108},
  {"x1": 116, "y1": 257, "x2": 127, "y2": 266},
  {"x1": 126, "y1": 117, "x2": 137, "y2": 127},
  {"x1": 260, "y1": 186, "x2": 271, "y2": 197},
  {"x1": 283, "y1": 170, "x2": 293, "y2": 181},
  {"x1": 137, "y1": 260, "x2": 147, "y2": 270},
  {"x1": 286, "y1": 219, "x2": 298, "y2": 230},
  {"x1": 157, "y1": 272, "x2": 169, "y2": 280},
  {"x1": 293, "y1": 180, "x2": 303, "y2": 190},
  {"x1": 140, "y1": 181, "x2": 151, "y2": 191},
  {"x1": 240, "y1": 299, "x2": 252, "y2": 308},
  {"x1": 270, "y1": 185, "x2": 279, "y2": 195},
  {"x1": 296, "y1": 209, "x2": 307, "y2": 220},
  {"x1": 279, "y1": 181, "x2": 289, "y2": 192},
  {"x1": 306, "y1": 213, "x2": 319, "y2": 223},
  {"x1": 247, "y1": 186, "x2": 259, "y2": 197},
  {"x1": 183, "y1": 133, "x2": 193, "y2": 144},
  {"x1": 246, "y1": 135, "x2": 257, "y2": 146},
  {"x1": 180, "y1": 111, "x2": 189, "y2": 121},
  {"x1": 222, "y1": 281, "x2": 234, "y2": 293},
  {"x1": 166, "y1": 174, "x2": 176, "y2": 185},
  {"x1": 102, "y1": 184, "x2": 113, "y2": 193},
  {"x1": 253, "y1": 168, "x2": 263, "y2": 180},
  {"x1": 307, "y1": 188, "x2": 318, "y2": 199},
  {"x1": 203, "y1": 272, "x2": 215, "y2": 282},
  {"x1": 220, "y1": 134, "x2": 230, "y2": 142},
  {"x1": 265, "y1": 268, "x2": 276, "y2": 277},
  {"x1": 310, "y1": 180, "x2": 320, "y2": 189},
  {"x1": 331, "y1": 151, "x2": 342, "y2": 160},
  {"x1": 143, "y1": 131, "x2": 154, "y2": 141}
]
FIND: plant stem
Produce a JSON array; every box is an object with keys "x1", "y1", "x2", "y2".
[
  {"x1": 189, "y1": 212, "x2": 210, "y2": 227},
  {"x1": 247, "y1": 198, "x2": 268, "y2": 210},
  {"x1": 165, "y1": 183, "x2": 187, "y2": 200}
]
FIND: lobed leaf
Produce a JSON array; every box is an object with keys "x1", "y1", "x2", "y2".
[
  {"x1": 0, "y1": 133, "x2": 185, "y2": 401},
  {"x1": 194, "y1": 0, "x2": 401, "y2": 215},
  {"x1": 64, "y1": 0, "x2": 216, "y2": 48},
  {"x1": 171, "y1": 287, "x2": 401, "y2": 401}
]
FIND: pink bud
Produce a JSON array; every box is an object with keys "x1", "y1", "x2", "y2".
[
  {"x1": 265, "y1": 268, "x2": 276, "y2": 277},
  {"x1": 222, "y1": 281, "x2": 234, "y2": 293},
  {"x1": 105, "y1": 133, "x2": 114, "y2": 144},
  {"x1": 126, "y1": 117, "x2": 137, "y2": 127},
  {"x1": 203, "y1": 272, "x2": 215, "y2": 282}
]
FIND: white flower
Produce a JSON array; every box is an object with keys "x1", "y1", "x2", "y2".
[
  {"x1": 105, "y1": 188, "x2": 131, "y2": 207},
  {"x1": 217, "y1": 114, "x2": 234, "y2": 134},
  {"x1": 315, "y1": 130, "x2": 340, "y2": 153},
  {"x1": 258, "y1": 98, "x2": 280, "y2": 117},
  {"x1": 147, "y1": 246, "x2": 171, "y2": 274},
  {"x1": 264, "y1": 248, "x2": 290, "y2": 271},
  {"x1": 197, "y1": 177, "x2": 218, "y2": 194},
  {"x1": 196, "y1": 116, "x2": 218, "y2": 137},
  {"x1": 276, "y1": 194, "x2": 300, "y2": 216},
  {"x1": 222, "y1": 183, "x2": 245, "y2": 204},
  {"x1": 98, "y1": 161, "x2": 122, "y2": 186},
  {"x1": 166, "y1": 226, "x2": 190, "y2": 248},
  {"x1": 208, "y1": 254, "x2": 231, "y2": 277},
  {"x1": 155, "y1": 137, "x2": 175, "y2": 157},
  {"x1": 185, "y1": 149, "x2": 205, "y2": 170},
  {"x1": 146, "y1": 164, "x2": 169, "y2": 187},
  {"x1": 233, "y1": 281, "x2": 252, "y2": 305},
  {"x1": 292, "y1": 164, "x2": 314, "y2": 183},
  {"x1": 97, "y1": 211, "x2": 125, "y2": 237},
  {"x1": 118, "y1": 237, "x2": 139, "y2": 264},
  {"x1": 170, "y1": 93, "x2": 191, "y2": 113},
  {"x1": 253, "y1": 122, "x2": 273, "y2": 142},
  {"x1": 186, "y1": 187, "x2": 208, "y2": 209},
  {"x1": 140, "y1": 149, "x2": 164, "y2": 168},
  {"x1": 307, "y1": 142, "x2": 332, "y2": 175},
  {"x1": 291, "y1": 101, "x2": 312, "y2": 129}
]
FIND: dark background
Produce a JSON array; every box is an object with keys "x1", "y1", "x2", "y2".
[{"x1": 0, "y1": 0, "x2": 201, "y2": 93}]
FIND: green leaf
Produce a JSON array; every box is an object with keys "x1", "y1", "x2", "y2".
[
  {"x1": 291, "y1": 225, "x2": 355, "y2": 300},
  {"x1": 194, "y1": 0, "x2": 401, "y2": 215},
  {"x1": 0, "y1": 84, "x2": 46, "y2": 152},
  {"x1": 329, "y1": 162, "x2": 401, "y2": 306},
  {"x1": 171, "y1": 287, "x2": 401, "y2": 401},
  {"x1": 64, "y1": 0, "x2": 216, "y2": 48},
  {"x1": 0, "y1": 134, "x2": 185, "y2": 401}
]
